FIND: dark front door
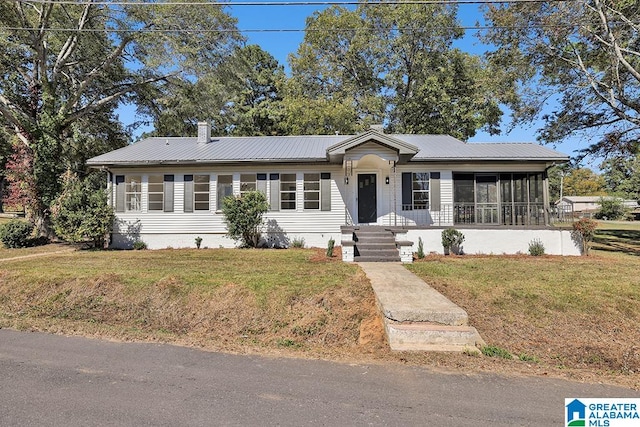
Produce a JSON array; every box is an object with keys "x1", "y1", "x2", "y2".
[{"x1": 358, "y1": 174, "x2": 377, "y2": 223}]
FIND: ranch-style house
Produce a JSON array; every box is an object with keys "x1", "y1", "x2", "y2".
[{"x1": 87, "y1": 122, "x2": 581, "y2": 261}]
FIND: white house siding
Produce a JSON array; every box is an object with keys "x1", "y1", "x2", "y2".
[
  {"x1": 405, "y1": 228, "x2": 581, "y2": 256},
  {"x1": 108, "y1": 165, "x2": 345, "y2": 249}
]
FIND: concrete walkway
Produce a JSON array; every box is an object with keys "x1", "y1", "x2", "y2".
[{"x1": 358, "y1": 262, "x2": 485, "y2": 352}]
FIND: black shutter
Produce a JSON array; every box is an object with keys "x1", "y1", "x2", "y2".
[{"x1": 402, "y1": 172, "x2": 412, "y2": 210}]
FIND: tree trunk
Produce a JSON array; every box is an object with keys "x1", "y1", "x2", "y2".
[{"x1": 0, "y1": 177, "x2": 4, "y2": 213}]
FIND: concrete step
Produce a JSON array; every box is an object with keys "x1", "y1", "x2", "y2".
[
  {"x1": 385, "y1": 322, "x2": 486, "y2": 352},
  {"x1": 356, "y1": 240, "x2": 395, "y2": 245},
  {"x1": 354, "y1": 255, "x2": 401, "y2": 262},
  {"x1": 356, "y1": 243, "x2": 397, "y2": 250}
]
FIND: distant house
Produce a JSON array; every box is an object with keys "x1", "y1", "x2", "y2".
[
  {"x1": 556, "y1": 196, "x2": 640, "y2": 219},
  {"x1": 88, "y1": 123, "x2": 582, "y2": 259}
]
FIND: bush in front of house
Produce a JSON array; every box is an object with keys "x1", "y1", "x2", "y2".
[
  {"x1": 571, "y1": 217, "x2": 598, "y2": 255},
  {"x1": 0, "y1": 219, "x2": 34, "y2": 248},
  {"x1": 441, "y1": 228, "x2": 465, "y2": 255},
  {"x1": 50, "y1": 171, "x2": 115, "y2": 248},
  {"x1": 326, "y1": 237, "x2": 335, "y2": 257},
  {"x1": 416, "y1": 237, "x2": 425, "y2": 259},
  {"x1": 528, "y1": 238, "x2": 545, "y2": 256},
  {"x1": 222, "y1": 190, "x2": 269, "y2": 248}
]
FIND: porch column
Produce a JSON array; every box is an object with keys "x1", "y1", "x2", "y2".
[{"x1": 543, "y1": 171, "x2": 550, "y2": 225}]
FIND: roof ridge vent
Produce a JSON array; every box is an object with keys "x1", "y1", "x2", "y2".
[
  {"x1": 197, "y1": 121, "x2": 211, "y2": 144},
  {"x1": 370, "y1": 124, "x2": 384, "y2": 133}
]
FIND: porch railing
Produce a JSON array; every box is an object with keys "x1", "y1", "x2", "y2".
[{"x1": 346, "y1": 203, "x2": 550, "y2": 227}]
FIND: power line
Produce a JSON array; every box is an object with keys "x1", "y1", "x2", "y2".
[
  {"x1": 18, "y1": 0, "x2": 578, "y2": 6},
  {"x1": 0, "y1": 24, "x2": 582, "y2": 33}
]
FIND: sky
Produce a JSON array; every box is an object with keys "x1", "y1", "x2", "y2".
[{"x1": 120, "y1": 1, "x2": 599, "y2": 169}]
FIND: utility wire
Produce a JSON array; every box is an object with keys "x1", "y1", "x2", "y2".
[
  {"x1": 18, "y1": 0, "x2": 579, "y2": 6},
  {"x1": 0, "y1": 24, "x2": 586, "y2": 32}
]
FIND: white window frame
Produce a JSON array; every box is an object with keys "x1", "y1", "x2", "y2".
[
  {"x1": 125, "y1": 175, "x2": 142, "y2": 212},
  {"x1": 303, "y1": 173, "x2": 320, "y2": 210},
  {"x1": 194, "y1": 174, "x2": 210, "y2": 211},
  {"x1": 280, "y1": 173, "x2": 296, "y2": 210},
  {"x1": 147, "y1": 175, "x2": 164, "y2": 211}
]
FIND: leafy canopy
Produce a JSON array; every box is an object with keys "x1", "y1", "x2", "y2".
[
  {"x1": 482, "y1": 0, "x2": 640, "y2": 158},
  {"x1": 0, "y1": 0, "x2": 242, "y2": 234},
  {"x1": 286, "y1": 2, "x2": 503, "y2": 138}
]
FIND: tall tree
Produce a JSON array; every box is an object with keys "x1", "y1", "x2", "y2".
[
  {"x1": 285, "y1": 6, "x2": 384, "y2": 135},
  {"x1": 600, "y1": 155, "x2": 640, "y2": 201},
  {"x1": 287, "y1": 2, "x2": 502, "y2": 138},
  {"x1": 483, "y1": 0, "x2": 640, "y2": 158},
  {"x1": 227, "y1": 45, "x2": 286, "y2": 136},
  {"x1": 0, "y1": 0, "x2": 242, "y2": 234},
  {"x1": 138, "y1": 45, "x2": 285, "y2": 137},
  {"x1": 562, "y1": 168, "x2": 607, "y2": 196}
]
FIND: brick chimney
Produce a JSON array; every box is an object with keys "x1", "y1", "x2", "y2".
[{"x1": 197, "y1": 121, "x2": 211, "y2": 144}]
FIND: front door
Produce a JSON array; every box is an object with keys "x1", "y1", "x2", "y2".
[{"x1": 358, "y1": 173, "x2": 377, "y2": 223}]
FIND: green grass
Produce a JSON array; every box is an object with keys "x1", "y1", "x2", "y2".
[
  {"x1": 407, "y1": 226, "x2": 640, "y2": 376},
  {"x1": 2, "y1": 248, "x2": 357, "y2": 295}
]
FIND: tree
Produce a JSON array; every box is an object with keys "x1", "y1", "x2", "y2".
[
  {"x1": 287, "y1": 3, "x2": 502, "y2": 138},
  {"x1": 0, "y1": 0, "x2": 242, "y2": 235},
  {"x1": 227, "y1": 45, "x2": 286, "y2": 136},
  {"x1": 50, "y1": 171, "x2": 115, "y2": 248},
  {"x1": 284, "y1": 6, "x2": 383, "y2": 135},
  {"x1": 222, "y1": 191, "x2": 269, "y2": 248},
  {"x1": 0, "y1": 130, "x2": 11, "y2": 213},
  {"x1": 482, "y1": 0, "x2": 640, "y2": 158},
  {"x1": 600, "y1": 155, "x2": 640, "y2": 201},
  {"x1": 595, "y1": 197, "x2": 626, "y2": 220},
  {"x1": 562, "y1": 168, "x2": 607, "y2": 196}
]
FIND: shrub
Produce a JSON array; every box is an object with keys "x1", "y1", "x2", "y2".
[
  {"x1": 416, "y1": 237, "x2": 425, "y2": 259},
  {"x1": 326, "y1": 237, "x2": 335, "y2": 257},
  {"x1": 572, "y1": 217, "x2": 598, "y2": 255},
  {"x1": 595, "y1": 197, "x2": 626, "y2": 220},
  {"x1": 481, "y1": 345, "x2": 513, "y2": 359},
  {"x1": 195, "y1": 236, "x2": 202, "y2": 249},
  {"x1": 222, "y1": 191, "x2": 269, "y2": 248},
  {"x1": 132, "y1": 240, "x2": 147, "y2": 250},
  {"x1": 528, "y1": 238, "x2": 545, "y2": 256},
  {"x1": 50, "y1": 171, "x2": 115, "y2": 248},
  {"x1": 291, "y1": 237, "x2": 305, "y2": 248},
  {"x1": 0, "y1": 219, "x2": 34, "y2": 248},
  {"x1": 441, "y1": 228, "x2": 465, "y2": 255}
]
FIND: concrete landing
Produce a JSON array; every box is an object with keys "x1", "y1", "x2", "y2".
[{"x1": 358, "y1": 262, "x2": 485, "y2": 352}]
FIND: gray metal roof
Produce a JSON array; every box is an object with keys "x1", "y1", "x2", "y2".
[{"x1": 87, "y1": 133, "x2": 568, "y2": 166}]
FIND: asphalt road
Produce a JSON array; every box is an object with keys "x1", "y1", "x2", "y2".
[{"x1": 0, "y1": 329, "x2": 637, "y2": 426}]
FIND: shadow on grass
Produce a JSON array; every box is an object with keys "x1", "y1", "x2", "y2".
[{"x1": 593, "y1": 229, "x2": 640, "y2": 256}]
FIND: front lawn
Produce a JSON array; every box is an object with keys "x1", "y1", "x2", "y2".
[
  {"x1": 0, "y1": 248, "x2": 375, "y2": 356},
  {"x1": 0, "y1": 222, "x2": 639, "y2": 389}
]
